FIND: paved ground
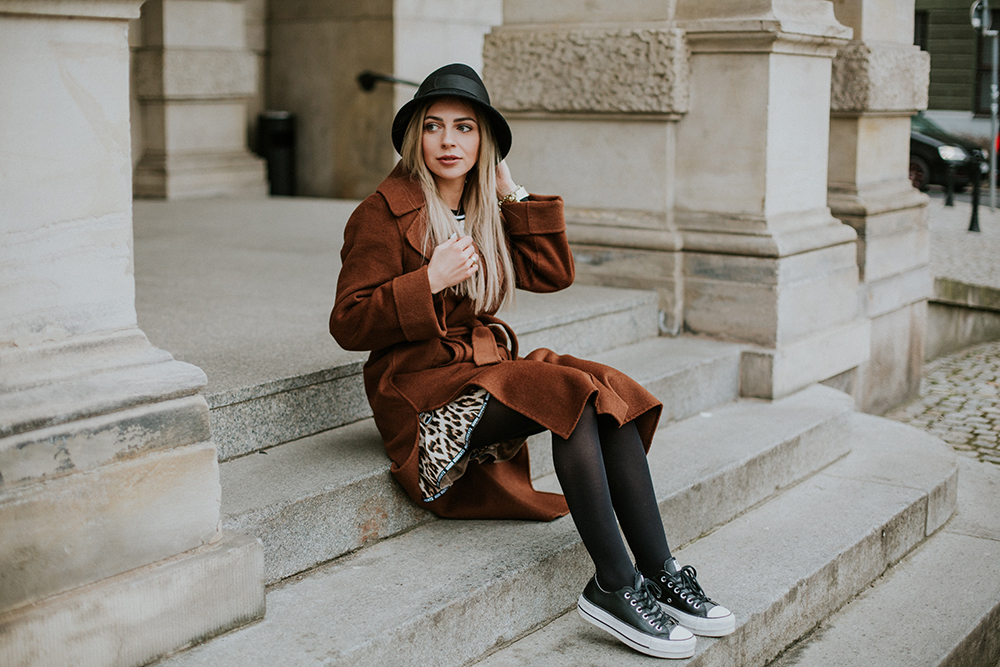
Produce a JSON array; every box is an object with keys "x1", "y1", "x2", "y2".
[
  {"x1": 886, "y1": 193, "x2": 1000, "y2": 466},
  {"x1": 886, "y1": 339, "x2": 1000, "y2": 465}
]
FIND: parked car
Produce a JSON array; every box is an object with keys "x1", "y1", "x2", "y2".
[{"x1": 909, "y1": 113, "x2": 988, "y2": 191}]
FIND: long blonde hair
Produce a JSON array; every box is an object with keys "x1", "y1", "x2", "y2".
[{"x1": 400, "y1": 99, "x2": 516, "y2": 313}]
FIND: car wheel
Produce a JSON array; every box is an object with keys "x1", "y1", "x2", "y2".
[{"x1": 909, "y1": 156, "x2": 930, "y2": 191}]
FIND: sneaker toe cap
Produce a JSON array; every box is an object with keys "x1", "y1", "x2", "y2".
[
  {"x1": 708, "y1": 604, "x2": 732, "y2": 619},
  {"x1": 669, "y1": 624, "x2": 695, "y2": 641}
]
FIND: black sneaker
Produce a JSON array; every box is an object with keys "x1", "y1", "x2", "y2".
[
  {"x1": 577, "y1": 572, "x2": 696, "y2": 659},
  {"x1": 648, "y1": 558, "x2": 735, "y2": 637}
]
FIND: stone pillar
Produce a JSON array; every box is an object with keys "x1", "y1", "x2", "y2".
[
  {"x1": 828, "y1": 0, "x2": 932, "y2": 413},
  {"x1": 0, "y1": 2, "x2": 263, "y2": 664},
  {"x1": 673, "y1": 0, "x2": 871, "y2": 399},
  {"x1": 484, "y1": 1, "x2": 690, "y2": 333},
  {"x1": 267, "y1": 0, "x2": 502, "y2": 199},
  {"x1": 133, "y1": 0, "x2": 267, "y2": 198}
]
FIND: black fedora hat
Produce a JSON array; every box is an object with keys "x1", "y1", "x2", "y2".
[{"x1": 391, "y1": 63, "x2": 512, "y2": 159}]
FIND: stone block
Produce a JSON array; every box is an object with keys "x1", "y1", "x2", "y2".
[
  {"x1": 134, "y1": 150, "x2": 267, "y2": 199},
  {"x1": 859, "y1": 222, "x2": 929, "y2": 284},
  {"x1": 740, "y1": 317, "x2": 871, "y2": 399},
  {"x1": 134, "y1": 49, "x2": 257, "y2": 99},
  {"x1": 570, "y1": 244, "x2": 682, "y2": 333},
  {"x1": 0, "y1": 442, "x2": 221, "y2": 614},
  {"x1": 676, "y1": 51, "x2": 833, "y2": 217},
  {"x1": 0, "y1": 532, "x2": 264, "y2": 667},
  {"x1": 160, "y1": 0, "x2": 246, "y2": 49},
  {"x1": 865, "y1": 265, "x2": 932, "y2": 318},
  {"x1": 0, "y1": 13, "x2": 135, "y2": 345},
  {"x1": 856, "y1": 300, "x2": 926, "y2": 414},
  {"x1": 505, "y1": 117, "x2": 675, "y2": 213},
  {"x1": 829, "y1": 114, "x2": 911, "y2": 187},
  {"x1": 0, "y1": 395, "x2": 210, "y2": 491},
  {"x1": 684, "y1": 243, "x2": 859, "y2": 347},
  {"x1": 831, "y1": 41, "x2": 929, "y2": 113},
  {"x1": 485, "y1": 26, "x2": 689, "y2": 114}
]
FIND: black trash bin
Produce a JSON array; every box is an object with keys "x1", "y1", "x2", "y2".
[{"x1": 257, "y1": 111, "x2": 296, "y2": 196}]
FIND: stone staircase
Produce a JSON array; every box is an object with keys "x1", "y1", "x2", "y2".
[{"x1": 145, "y1": 274, "x2": 999, "y2": 667}]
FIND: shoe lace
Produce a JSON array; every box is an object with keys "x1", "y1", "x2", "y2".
[
  {"x1": 671, "y1": 565, "x2": 716, "y2": 609},
  {"x1": 625, "y1": 578, "x2": 674, "y2": 631}
]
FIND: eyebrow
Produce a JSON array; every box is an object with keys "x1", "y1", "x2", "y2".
[{"x1": 425, "y1": 115, "x2": 477, "y2": 123}]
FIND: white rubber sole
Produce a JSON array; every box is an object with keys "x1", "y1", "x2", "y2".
[
  {"x1": 659, "y1": 602, "x2": 736, "y2": 637},
  {"x1": 577, "y1": 594, "x2": 696, "y2": 659}
]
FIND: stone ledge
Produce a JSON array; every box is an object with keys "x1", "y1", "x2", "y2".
[
  {"x1": 0, "y1": 394, "x2": 210, "y2": 491},
  {"x1": 0, "y1": 328, "x2": 207, "y2": 439},
  {"x1": 831, "y1": 41, "x2": 930, "y2": 113},
  {"x1": 484, "y1": 26, "x2": 689, "y2": 114},
  {"x1": 933, "y1": 276, "x2": 1000, "y2": 313}
]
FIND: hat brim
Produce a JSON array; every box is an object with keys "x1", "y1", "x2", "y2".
[{"x1": 391, "y1": 90, "x2": 512, "y2": 160}]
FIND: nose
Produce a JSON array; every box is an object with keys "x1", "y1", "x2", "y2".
[{"x1": 441, "y1": 127, "x2": 456, "y2": 147}]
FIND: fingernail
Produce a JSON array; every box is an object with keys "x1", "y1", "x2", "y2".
[{"x1": 449, "y1": 232, "x2": 457, "y2": 240}]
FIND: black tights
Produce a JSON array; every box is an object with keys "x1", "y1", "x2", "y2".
[{"x1": 469, "y1": 397, "x2": 672, "y2": 591}]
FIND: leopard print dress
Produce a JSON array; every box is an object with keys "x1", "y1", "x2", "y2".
[{"x1": 416, "y1": 386, "x2": 524, "y2": 502}]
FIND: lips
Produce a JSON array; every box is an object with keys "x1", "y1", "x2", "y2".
[{"x1": 438, "y1": 155, "x2": 461, "y2": 166}]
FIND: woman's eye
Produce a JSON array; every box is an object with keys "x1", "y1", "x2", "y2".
[
  {"x1": 424, "y1": 123, "x2": 439, "y2": 132},
  {"x1": 458, "y1": 124, "x2": 474, "y2": 132}
]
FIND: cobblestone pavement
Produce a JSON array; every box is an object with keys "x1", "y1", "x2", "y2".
[{"x1": 886, "y1": 339, "x2": 1000, "y2": 466}]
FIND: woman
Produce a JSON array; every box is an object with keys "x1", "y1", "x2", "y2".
[{"x1": 330, "y1": 63, "x2": 733, "y2": 659}]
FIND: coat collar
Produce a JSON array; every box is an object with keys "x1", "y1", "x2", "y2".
[{"x1": 377, "y1": 162, "x2": 425, "y2": 218}]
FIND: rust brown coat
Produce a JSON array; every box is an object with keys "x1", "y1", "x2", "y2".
[{"x1": 330, "y1": 164, "x2": 662, "y2": 521}]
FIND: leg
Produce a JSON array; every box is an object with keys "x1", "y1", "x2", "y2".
[
  {"x1": 597, "y1": 420, "x2": 735, "y2": 638},
  {"x1": 469, "y1": 397, "x2": 635, "y2": 591},
  {"x1": 596, "y1": 415, "x2": 672, "y2": 577}
]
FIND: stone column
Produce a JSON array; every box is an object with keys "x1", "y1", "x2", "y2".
[
  {"x1": 828, "y1": 0, "x2": 931, "y2": 413},
  {"x1": 484, "y1": 1, "x2": 690, "y2": 333},
  {"x1": 0, "y1": 2, "x2": 263, "y2": 665},
  {"x1": 673, "y1": 0, "x2": 871, "y2": 399},
  {"x1": 133, "y1": 0, "x2": 267, "y2": 198}
]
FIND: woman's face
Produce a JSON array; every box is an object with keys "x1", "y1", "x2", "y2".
[{"x1": 421, "y1": 97, "x2": 481, "y2": 191}]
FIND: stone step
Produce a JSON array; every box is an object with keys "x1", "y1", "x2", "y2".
[
  {"x1": 769, "y1": 454, "x2": 1000, "y2": 667},
  {"x1": 220, "y1": 335, "x2": 743, "y2": 584},
  {"x1": 470, "y1": 413, "x2": 958, "y2": 667},
  {"x1": 153, "y1": 384, "x2": 863, "y2": 667},
  {"x1": 207, "y1": 284, "x2": 660, "y2": 462}
]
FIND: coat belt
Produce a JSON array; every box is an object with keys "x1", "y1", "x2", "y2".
[{"x1": 452, "y1": 315, "x2": 519, "y2": 367}]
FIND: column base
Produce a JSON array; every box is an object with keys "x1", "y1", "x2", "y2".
[
  {"x1": 134, "y1": 151, "x2": 267, "y2": 199},
  {"x1": 0, "y1": 532, "x2": 264, "y2": 667}
]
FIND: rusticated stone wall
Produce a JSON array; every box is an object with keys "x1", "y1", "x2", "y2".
[
  {"x1": 831, "y1": 41, "x2": 930, "y2": 112},
  {"x1": 484, "y1": 27, "x2": 689, "y2": 114}
]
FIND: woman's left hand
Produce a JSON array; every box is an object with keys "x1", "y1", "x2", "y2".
[{"x1": 496, "y1": 160, "x2": 518, "y2": 200}]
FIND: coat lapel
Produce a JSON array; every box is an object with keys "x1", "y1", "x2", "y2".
[{"x1": 377, "y1": 162, "x2": 430, "y2": 260}]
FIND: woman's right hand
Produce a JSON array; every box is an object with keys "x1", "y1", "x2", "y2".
[{"x1": 427, "y1": 234, "x2": 478, "y2": 294}]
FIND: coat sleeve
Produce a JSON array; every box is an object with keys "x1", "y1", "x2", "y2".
[
  {"x1": 330, "y1": 195, "x2": 447, "y2": 351},
  {"x1": 501, "y1": 194, "x2": 575, "y2": 293}
]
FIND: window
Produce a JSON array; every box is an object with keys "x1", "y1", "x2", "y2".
[{"x1": 914, "y1": 10, "x2": 929, "y2": 51}]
